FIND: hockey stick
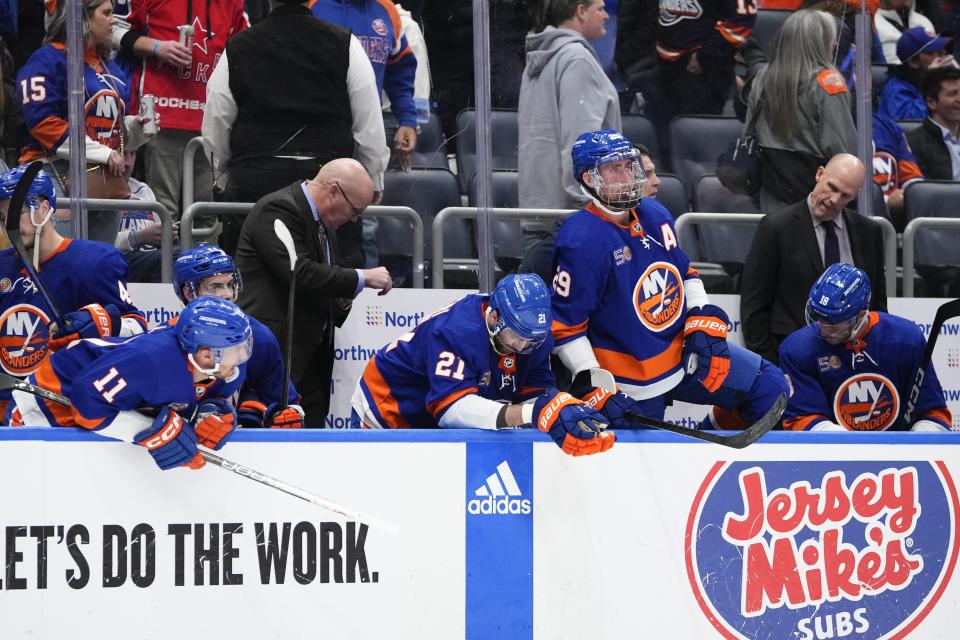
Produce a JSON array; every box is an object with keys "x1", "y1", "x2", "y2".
[
  {"x1": 0, "y1": 372, "x2": 399, "y2": 535},
  {"x1": 624, "y1": 391, "x2": 786, "y2": 449},
  {"x1": 903, "y1": 298, "x2": 960, "y2": 424},
  {"x1": 4, "y1": 160, "x2": 68, "y2": 329},
  {"x1": 272, "y1": 218, "x2": 297, "y2": 412}
]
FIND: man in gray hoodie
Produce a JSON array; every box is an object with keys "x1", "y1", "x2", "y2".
[{"x1": 518, "y1": 0, "x2": 621, "y2": 252}]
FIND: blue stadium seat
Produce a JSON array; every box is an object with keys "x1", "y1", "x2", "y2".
[
  {"x1": 654, "y1": 173, "x2": 689, "y2": 219},
  {"x1": 668, "y1": 115, "x2": 743, "y2": 196},
  {"x1": 454, "y1": 109, "x2": 519, "y2": 192}
]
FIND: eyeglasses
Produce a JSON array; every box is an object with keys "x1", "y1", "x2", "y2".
[{"x1": 335, "y1": 180, "x2": 365, "y2": 219}]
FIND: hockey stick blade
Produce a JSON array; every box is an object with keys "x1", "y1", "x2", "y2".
[
  {"x1": 624, "y1": 392, "x2": 786, "y2": 449},
  {"x1": 4, "y1": 160, "x2": 67, "y2": 328},
  {"x1": 903, "y1": 298, "x2": 960, "y2": 424},
  {"x1": 3, "y1": 372, "x2": 399, "y2": 534}
]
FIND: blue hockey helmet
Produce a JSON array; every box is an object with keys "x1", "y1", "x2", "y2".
[
  {"x1": 487, "y1": 274, "x2": 551, "y2": 355},
  {"x1": 806, "y1": 263, "x2": 872, "y2": 327},
  {"x1": 176, "y1": 296, "x2": 253, "y2": 375},
  {"x1": 571, "y1": 129, "x2": 645, "y2": 210},
  {"x1": 173, "y1": 243, "x2": 243, "y2": 303},
  {"x1": 0, "y1": 164, "x2": 57, "y2": 212}
]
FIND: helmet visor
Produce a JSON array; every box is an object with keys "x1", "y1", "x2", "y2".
[
  {"x1": 495, "y1": 327, "x2": 545, "y2": 355},
  {"x1": 211, "y1": 331, "x2": 255, "y2": 369}
]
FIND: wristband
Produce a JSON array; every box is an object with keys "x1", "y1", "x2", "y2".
[
  {"x1": 129, "y1": 227, "x2": 141, "y2": 250},
  {"x1": 152, "y1": 40, "x2": 160, "y2": 56}
]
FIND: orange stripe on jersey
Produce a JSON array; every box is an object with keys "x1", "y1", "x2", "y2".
[
  {"x1": 552, "y1": 318, "x2": 588, "y2": 341},
  {"x1": 427, "y1": 386, "x2": 479, "y2": 419},
  {"x1": 594, "y1": 333, "x2": 684, "y2": 381},
  {"x1": 388, "y1": 46, "x2": 414, "y2": 63},
  {"x1": 921, "y1": 407, "x2": 952, "y2": 428},
  {"x1": 686, "y1": 265, "x2": 700, "y2": 278},
  {"x1": 783, "y1": 415, "x2": 825, "y2": 431},
  {"x1": 39, "y1": 238, "x2": 72, "y2": 270},
  {"x1": 19, "y1": 148, "x2": 46, "y2": 163},
  {"x1": 716, "y1": 23, "x2": 751, "y2": 47},
  {"x1": 899, "y1": 159, "x2": 923, "y2": 183},
  {"x1": 34, "y1": 361, "x2": 105, "y2": 429},
  {"x1": 362, "y1": 356, "x2": 411, "y2": 429},
  {"x1": 29, "y1": 116, "x2": 70, "y2": 153}
]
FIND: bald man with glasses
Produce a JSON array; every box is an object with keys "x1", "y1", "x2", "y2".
[{"x1": 236, "y1": 158, "x2": 393, "y2": 424}]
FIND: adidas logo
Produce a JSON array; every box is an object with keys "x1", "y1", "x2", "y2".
[{"x1": 467, "y1": 460, "x2": 532, "y2": 515}]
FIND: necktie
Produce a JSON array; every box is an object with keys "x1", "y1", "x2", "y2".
[
  {"x1": 823, "y1": 219, "x2": 840, "y2": 267},
  {"x1": 317, "y1": 225, "x2": 330, "y2": 265}
]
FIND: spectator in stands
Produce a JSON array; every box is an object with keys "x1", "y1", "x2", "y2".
[
  {"x1": 872, "y1": 112, "x2": 923, "y2": 230},
  {"x1": 518, "y1": 0, "x2": 620, "y2": 252},
  {"x1": 112, "y1": 0, "x2": 248, "y2": 228},
  {"x1": 906, "y1": 66, "x2": 960, "y2": 180},
  {"x1": 17, "y1": 0, "x2": 156, "y2": 244},
  {"x1": 202, "y1": 0, "x2": 389, "y2": 266},
  {"x1": 879, "y1": 27, "x2": 956, "y2": 120},
  {"x1": 614, "y1": 0, "x2": 658, "y2": 115},
  {"x1": 746, "y1": 9, "x2": 856, "y2": 212},
  {"x1": 740, "y1": 153, "x2": 887, "y2": 365},
  {"x1": 116, "y1": 148, "x2": 179, "y2": 282},
  {"x1": 235, "y1": 158, "x2": 393, "y2": 425},
  {"x1": 875, "y1": 0, "x2": 935, "y2": 64}
]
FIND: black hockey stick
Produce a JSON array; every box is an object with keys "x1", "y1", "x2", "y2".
[
  {"x1": 903, "y1": 298, "x2": 960, "y2": 424},
  {"x1": 272, "y1": 219, "x2": 297, "y2": 412},
  {"x1": 624, "y1": 392, "x2": 787, "y2": 449},
  {"x1": 4, "y1": 160, "x2": 68, "y2": 329},
  {"x1": 0, "y1": 371, "x2": 399, "y2": 534}
]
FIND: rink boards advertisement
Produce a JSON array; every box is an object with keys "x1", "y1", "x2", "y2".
[{"x1": 0, "y1": 430, "x2": 958, "y2": 639}]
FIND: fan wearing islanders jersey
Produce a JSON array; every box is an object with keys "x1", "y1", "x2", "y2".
[
  {"x1": 11, "y1": 296, "x2": 253, "y2": 470},
  {"x1": 0, "y1": 165, "x2": 147, "y2": 417},
  {"x1": 551, "y1": 129, "x2": 788, "y2": 430},
  {"x1": 352, "y1": 274, "x2": 614, "y2": 457},
  {"x1": 780, "y1": 263, "x2": 951, "y2": 432}
]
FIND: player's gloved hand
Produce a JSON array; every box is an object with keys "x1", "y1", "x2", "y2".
[
  {"x1": 193, "y1": 398, "x2": 237, "y2": 450},
  {"x1": 134, "y1": 406, "x2": 204, "y2": 471},
  {"x1": 682, "y1": 304, "x2": 731, "y2": 393},
  {"x1": 572, "y1": 368, "x2": 637, "y2": 429},
  {"x1": 48, "y1": 304, "x2": 122, "y2": 351},
  {"x1": 237, "y1": 397, "x2": 268, "y2": 428},
  {"x1": 532, "y1": 390, "x2": 615, "y2": 456},
  {"x1": 266, "y1": 403, "x2": 304, "y2": 429}
]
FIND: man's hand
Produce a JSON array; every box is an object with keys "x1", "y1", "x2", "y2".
[
  {"x1": 686, "y1": 51, "x2": 703, "y2": 75},
  {"x1": 193, "y1": 398, "x2": 237, "y2": 450},
  {"x1": 394, "y1": 125, "x2": 418, "y2": 172},
  {"x1": 571, "y1": 368, "x2": 636, "y2": 429},
  {"x1": 266, "y1": 404, "x2": 305, "y2": 428},
  {"x1": 48, "y1": 304, "x2": 122, "y2": 351},
  {"x1": 134, "y1": 221, "x2": 179, "y2": 248},
  {"x1": 107, "y1": 150, "x2": 125, "y2": 176},
  {"x1": 135, "y1": 406, "x2": 204, "y2": 471},
  {"x1": 362, "y1": 266, "x2": 393, "y2": 296},
  {"x1": 155, "y1": 40, "x2": 192, "y2": 67},
  {"x1": 532, "y1": 390, "x2": 615, "y2": 456}
]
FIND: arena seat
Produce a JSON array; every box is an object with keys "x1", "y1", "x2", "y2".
[
  {"x1": 753, "y1": 9, "x2": 791, "y2": 58},
  {"x1": 654, "y1": 173, "x2": 689, "y2": 219},
  {"x1": 668, "y1": 115, "x2": 743, "y2": 196},
  {"x1": 382, "y1": 111, "x2": 448, "y2": 170},
  {"x1": 454, "y1": 109, "x2": 520, "y2": 192},
  {"x1": 621, "y1": 114, "x2": 660, "y2": 168},
  {"x1": 468, "y1": 171, "x2": 525, "y2": 267},
  {"x1": 904, "y1": 180, "x2": 960, "y2": 267},
  {"x1": 692, "y1": 174, "x2": 758, "y2": 214}
]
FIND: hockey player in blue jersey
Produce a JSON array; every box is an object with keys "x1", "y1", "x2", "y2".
[
  {"x1": 11, "y1": 296, "x2": 254, "y2": 470},
  {"x1": 551, "y1": 129, "x2": 788, "y2": 430},
  {"x1": 352, "y1": 273, "x2": 615, "y2": 456},
  {"x1": 780, "y1": 263, "x2": 951, "y2": 432},
  {"x1": 0, "y1": 164, "x2": 147, "y2": 417},
  {"x1": 173, "y1": 244, "x2": 303, "y2": 428}
]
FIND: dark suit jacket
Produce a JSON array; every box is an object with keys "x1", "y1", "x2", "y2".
[
  {"x1": 740, "y1": 201, "x2": 887, "y2": 364},
  {"x1": 906, "y1": 118, "x2": 954, "y2": 181},
  {"x1": 236, "y1": 183, "x2": 359, "y2": 386}
]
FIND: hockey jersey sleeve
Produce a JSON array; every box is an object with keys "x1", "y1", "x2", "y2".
[
  {"x1": 423, "y1": 327, "x2": 483, "y2": 422},
  {"x1": 238, "y1": 321, "x2": 299, "y2": 407},
  {"x1": 83, "y1": 250, "x2": 148, "y2": 335},
  {"x1": 67, "y1": 347, "x2": 161, "y2": 433},
  {"x1": 703, "y1": 0, "x2": 756, "y2": 60},
  {"x1": 903, "y1": 324, "x2": 952, "y2": 430},
  {"x1": 17, "y1": 50, "x2": 70, "y2": 156},
  {"x1": 779, "y1": 336, "x2": 836, "y2": 431},
  {"x1": 382, "y1": 4, "x2": 417, "y2": 127}
]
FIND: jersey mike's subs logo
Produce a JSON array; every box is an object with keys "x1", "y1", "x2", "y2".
[
  {"x1": 834, "y1": 374, "x2": 900, "y2": 431},
  {"x1": 686, "y1": 461, "x2": 959, "y2": 640},
  {"x1": 0, "y1": 303, "x2": 51, "y2": 376},
  {"x1": 633, "y1": 261, "x2": 684, "y2": 332}
]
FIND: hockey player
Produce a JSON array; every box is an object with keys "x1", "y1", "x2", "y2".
[
  {"x1": 173, "y1": 244, "x2": 303, "y2": 428},
  {"x1": 551, "y1": 129, "x2": 788, "y2": 429},
  {"x1": 780, "y1": 263, "x2": 951, "y2": 432},
  {"x1": 0, "y1": 165, "x2": 147, "y2": 417},
  {"x1": 351, "y1": 273, "x2": 615, "y2": 457},
  {"x1": 11, "y1": 296, "x2": 254, "y2": 470}
]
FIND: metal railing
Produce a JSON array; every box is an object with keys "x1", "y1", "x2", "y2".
[
  {"x1": 181, "y1": 136, "x2": 220, "y2": 242},
  {"x1": 61, "y1": 197, "x2": 174, "y2": 282},
  {"x1": 675, "y1": 212, "x2": 897, "y2": 299},
  {"x1": 431, "y1": 207, "x2": 574, "y2": 288},
  {"x1": 181, "y1": 202, "x2": 425, "y2": 288},
  {"x1": 902, "y1": 217, "x2": 960, "y2": 297}
]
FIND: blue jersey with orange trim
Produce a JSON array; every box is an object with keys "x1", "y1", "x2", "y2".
[
  {"x1": 872, "y1": 112, "x2": 923, "y2": 196},
  {"x1": 657, "y1": 0, "x2": 756, "y2": 62},
  {"x1": 0, "y1": 239, "x2": 146, "y2": 407},
  {"x1": 17, "y1": 43, "x2": 131, "y2": 163},
  {"x1": 779, "y1": 312, "x2": 951, "y2": 431},
  {"x1": 24, "y1": 327, "x2": 239, "y2": 430},
  {"x1": 357, "y1": 294, "x2": 555, "y2": 428},
  {"x1": 310, "y1": 0, "x2": 417, "y2": 126},
  {"x1": 552, "y1": 200, "x2": 698, "y2": 396}
]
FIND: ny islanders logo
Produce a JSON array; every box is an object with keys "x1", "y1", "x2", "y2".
[
  {"x1": 633, "y1": 261, "x2": 684, "y2": 332},
  {"x1": 686, "y1": 461, "x2": 959, "y2": 640},
  {"x1": 834, "y1": 374, "x2": 900, "y2": 431},
  {"x1": 0, "y1": 304, "x2": 51, "y2": 376}
]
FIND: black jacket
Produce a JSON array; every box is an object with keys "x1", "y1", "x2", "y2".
[{"x1": 906, "y1": 118, "x2": 955, "y2": 181}]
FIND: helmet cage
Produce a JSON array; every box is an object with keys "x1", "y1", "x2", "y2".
[{"x1": 579, "y1": 147, "x2": 646, "y2": 210}]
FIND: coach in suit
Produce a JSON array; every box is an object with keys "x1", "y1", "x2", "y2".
[
  {"x1": 236, "y1": 158, "x2": 393, "y2": 425},
  {"x1": 740, "y1": 154, "x2": 887, "y2": 365}
]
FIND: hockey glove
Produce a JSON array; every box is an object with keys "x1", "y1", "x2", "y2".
[
  {"x1": 134, "y1": 406, "x2": 204, "y2": 471},
  {"x1": 237, "y1": 397, "x2": 268, "y2": 429},
  {"x1": 266, "y1": 403, "x2": 305, "y2": 429},
  {"x1": 682, "y1": 305, "x2": 731, "y2": 393},
  {"x1": 48, "y1": 304, "x2": 122, "y2": 351},
  {"x1": 572, "y1": 368, "x2": 637, "y2": 429},
  {"x1": 532, "y1": 390, "x2": 615, "y2": 457},
  {"x1": 193, "y1": 398, "x2": 237, "y2": 450}
]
